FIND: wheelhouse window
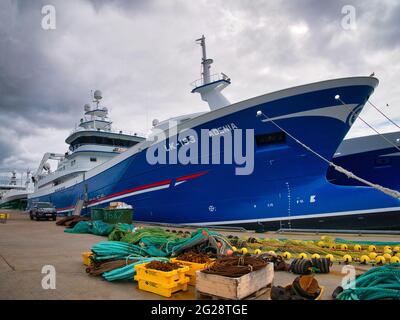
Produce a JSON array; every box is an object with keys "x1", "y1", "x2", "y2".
[
  {"x1": 69, "y1": 136, "x2": 139, "y2": 151},
  {"x1": 90, "y1": 157, "x2": 97, "y2": 162},
  {"x1": 255, "y1": 132, "x2": 286, "y2": 147}
]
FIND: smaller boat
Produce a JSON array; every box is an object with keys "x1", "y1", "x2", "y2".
[
  {"x1": 0, "y1": 170, "x2": 33, "y2": 210},
  {"x1": 327, "y1": 131, "x2": 400, "y2": 190}
]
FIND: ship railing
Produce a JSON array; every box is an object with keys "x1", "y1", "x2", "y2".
[
  {"x1": 68, "y1": 144, "x2": 129, "y2": 152},
  {"x1": 190, "y1": 72, "x2": 230, "y2": 88},
  {"x1": 70, "y1": 126, "x2": 146, "y2": 138},
  {"x1": 0, "y1": 178, "x2": 25, "y2": 187}
]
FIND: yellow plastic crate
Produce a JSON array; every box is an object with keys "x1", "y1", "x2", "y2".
[
  {"x1": 170, "y1": 258, "x2": 214, "y2": 285},
  {"x1": 135, "y1": 278, "x2": 189, "y2": 298},
  {"x1": 0, "y1": 213, "x2": 10, "y2": 223},
  {"x1": 134, "y1": 263, "x2": 190, "y2": 286},
  {"x1": 82, "y1": 251, "x2": 93, "y2": 266}
]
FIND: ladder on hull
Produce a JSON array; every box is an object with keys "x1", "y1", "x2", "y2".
[{"x1": 72, "y1": 199, "x2": 84, "y2": 216}]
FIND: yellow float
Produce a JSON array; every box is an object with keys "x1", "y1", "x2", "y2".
[
  {"x1": 325, "y1": 254, "x2": 334, "y2": 261},
  {"x1": 360, "y1": 255, "x2": 370, "y2": 264},
  {"x1": 375, "y1": 256, "x2": 386, "y2": 264},
  {"x1": 317, "y1": 241, "x2": 325, "y2": 247},
  {"x1": 383, "y1": 253, "x2": 392, "y2": 261},
  {"x1": 390, "y1": 256, "x2": 400, "y2": 264},
  {"x1": 384, "y1": 248, "x2": 392, "y2": 255},
  {"x1": 298, "y1": 253, "x2": 308, "y2": 259},
  {"x1": 282, "y1": 252, "x2": 292, "y2": 259},
  {"x1": 342, "y1": 255, "x2": 352, "y2": 263},
  {"x1": 369, "y1": 252, "x2": 377, "y2": 260}
]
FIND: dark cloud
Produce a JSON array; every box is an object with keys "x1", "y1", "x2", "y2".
[
  {"x1": 0, "y1": 138, "x2": 15, "y2": 164},
  {"x1": 0, "y1": 0, "x2": 83, "y2": 129},
  {"x1": 0, "y1": 0, "x2": 399, "y2": 171}
]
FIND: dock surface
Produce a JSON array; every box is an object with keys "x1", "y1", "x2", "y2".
[{"x1": 1, "y1": 210, "x2": 399, "y2": 300}]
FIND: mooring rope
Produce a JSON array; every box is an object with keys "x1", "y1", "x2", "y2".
[
  {"x1": 257, "y1": 110, "x2": 400, "y2": 199},
  {"x1": 367, "y1": 100, "x2": 400, "y2": 130},
  {"x1": 335, "y1": 95, "x2": 400, "y2": 152}
]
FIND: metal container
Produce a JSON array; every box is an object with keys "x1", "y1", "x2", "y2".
[
  {"x1": 102, "y1": 208, "x2": 133, "y2": 224},
  {"x1": 90, "y1": 208, "x2": 105, "y2": 221}
]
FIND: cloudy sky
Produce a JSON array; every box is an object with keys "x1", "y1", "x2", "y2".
[{"x1": 0, "y1": 0, "x2": 399, "y2": 172}]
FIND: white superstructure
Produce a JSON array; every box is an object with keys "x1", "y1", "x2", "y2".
[
  {"x1": 0, "y1": 171, "x2": 26, "y2": 195},
  {"x1": 32, "y1": 91, "x2": 145, "y2": 192},
  {"x1": 0, "y1": 170, "x2": 33, "y2": 207}
]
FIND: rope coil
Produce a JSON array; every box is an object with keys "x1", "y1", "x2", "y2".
[
  {"x1": 337, "y1": 263, "x2": 400, "y2": 300},
  {"x1": 202, "y1": 256, "x2": 267, "y2": 277}
]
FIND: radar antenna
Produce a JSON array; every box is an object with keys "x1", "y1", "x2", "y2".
[{"x1": 93, "y1": 90, "x2": 102, "y2": 109}]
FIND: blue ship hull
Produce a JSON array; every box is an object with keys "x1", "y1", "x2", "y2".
[
  {"x1": 328, "y1": 131, "x2": 400, "y2": 191},
  {"x1": 28, "y1": 77, "x2": 400, "y2": 230}
]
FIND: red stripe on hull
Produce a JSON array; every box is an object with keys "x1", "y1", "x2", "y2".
[
  {"x1": 176, "y1": 171, "x2": 208, "y2": 182},
  {"x1": 55, "y1": 171, "x2": 208, "y2": 211}
]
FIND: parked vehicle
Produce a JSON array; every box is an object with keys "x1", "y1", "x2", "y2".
[{"x1": 29, "y1": 202, "x2": 57, "y2": 221}]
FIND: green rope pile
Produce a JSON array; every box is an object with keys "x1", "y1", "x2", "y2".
[
  {"x1": 92, "y1": 241, "x2": 146, "y2": 261},
  {"x1": 97, "y1": 228, "x2": 229, "y2": 259},
  {"x1": 337, "y1": 263, "x2": 400, "y2": 300},
  {"x1": 89, "y1": 227, "x2": 232, "y2": 281},
  {"x1": 120, "y1": 227, "x2": 177, "y2": 244},
  {"x1": 64, "y1": 220, "x2": 114, "y2": 236},
  {"x1": 108, "y1": 223, "x2": 135, "y2": 241},
  {"x1": 102, "y1": 257, "x2": 169, "y2": 281},
  {"x1": 90, "y1": 241, "x2": 170, "y2": 281},
  {"x1": 119, "y1": 227, "x2": 232, "y2": 257}
]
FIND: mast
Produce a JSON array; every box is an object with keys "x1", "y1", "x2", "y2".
[
  {"x1": 196, "y1": 35, "x2": 212, "y2": 85},
  {"x1": 192, "y1": 35, "x2": 231, "y2": 110}
]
